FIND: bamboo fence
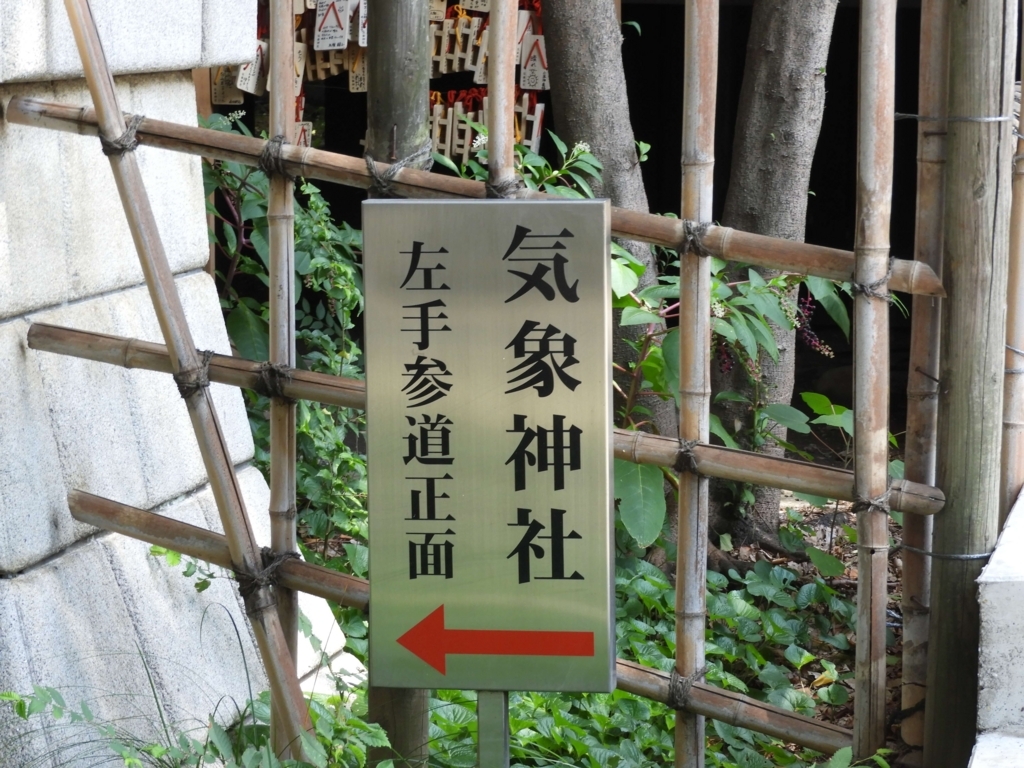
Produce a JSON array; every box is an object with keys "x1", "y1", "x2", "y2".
[{"x1": 900, "y1": 0, "x2": 948, "y2": 749}]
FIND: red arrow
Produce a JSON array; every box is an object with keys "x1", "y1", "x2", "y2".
[{"x1": 396, "y1": 605, "x2": 595, "y2": 674}]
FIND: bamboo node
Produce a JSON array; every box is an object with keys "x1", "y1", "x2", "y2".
[
  {"x1": 851, "y1": 259, "x2": 893, "y2": 303},
  {"x1": 254, "y1": 361, "x2": 295, "y2": 402},
  {"x1": 667, "y1": 665, "x2": 707, "y2": 710},
  {"x1": 364, "y1": 140, "x2": 433, "y2": 198},
  {"x1": 681, "y1": 220, "x2": 713, "y2": 258},
  {"x1": 674, "y1": 439, "x2": 701, "y2": 475},
  {"x1": 237, "y1": 546, "x2": 301, "y2": 614},
  {"x1": 258, "y1": 134, "x2": 294, "y2": 180},
  {"x1": 270, "y1": 505, "x2": 298, "y2": 520},
  {"x1": 172, "y1": 349, "x2": 215, "y2": 399},
  {"x1": 99, "y1": 113, "x2": 144, "y2": 156}
]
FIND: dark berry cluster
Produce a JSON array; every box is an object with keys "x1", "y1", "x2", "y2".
[
  {"x1": 796, "y1": 296, "x2": 834, "y2": 358},
  {"x1": 715, "y1": 336, "x2": 735, "y2": 374}
]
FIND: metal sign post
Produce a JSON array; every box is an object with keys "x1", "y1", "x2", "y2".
[
  {"x1": 478, "y1": 691, "x2": 510, "y2": 767},
  {"x1": 363, "y1": 200, "x2": 614, "y2": 702}
]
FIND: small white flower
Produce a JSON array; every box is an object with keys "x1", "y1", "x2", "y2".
[
  {"x1": 227, "y1": 109, "x2": 246, "y2": 122},
  {"x1": 472, "y1": 133, "x2": 488, "y2": 150},
  {"x1": 573, "y1": 141, "x2": 591, "y2": 154}
]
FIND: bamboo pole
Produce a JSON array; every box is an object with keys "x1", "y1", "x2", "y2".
[
  {"x1": 59, "y1": 0, "x2": 311, "y2": 754},
  {"x1": 900, "y1": 0, "x2": 948, "y2": 750},
  {"x1": 364, "y1": 2, "x2": 433, "y2": 764},
  {"x1": 851, "y1": 0, "x2": 896, "y2": 756},
  {"x1": 67, "y1": 489, "x2": 853, "y2": 756},
  {"x1": 26, "y1": 321, "x2": 946, "y2": 516},
  {"x1": 1, "y1": 97, "x2": 945, "y2": 298},
  {"x1": 676, "y1": 2, "x2": 716, "y2": 766},
  {"x1": 267, "y1": 0, "x2": 299, "y2": 756},
  {"x1": 925, "y1": 0, "x2": 1018, "y2": 762},
  {"x1": 1001, "y1": 29, "x2": 1024, "y2": 527},
  {"x1": 486, "y1": 0, "x2": 518, "y2": 192}
]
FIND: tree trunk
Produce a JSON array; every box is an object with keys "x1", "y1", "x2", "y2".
[
  {"x1": 924, "y1": 0, "x2": 1017, "y2": 763},
  {"x1": 545, "y1": 0, "x2": 680, "y2": 567},
  {"x1": 365, "y1": 2, "x2": 431, "y2": 765},
  {"x1": 715, "y1": 0, "x2": 838, "y2": 544}
]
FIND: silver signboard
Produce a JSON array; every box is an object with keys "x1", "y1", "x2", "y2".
[{"x1": 364, "y1": 200, "x2": 613, "y2": 692}]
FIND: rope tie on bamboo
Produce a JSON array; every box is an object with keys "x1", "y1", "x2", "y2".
[
  {"x1": 852, "y1": 489, "x2": 892, "y2": 517},
  {"x1": 851, "y1": 258, "x2": 893, "y2": 303},
  {"x1": 674, "y1": 439, "x2": 701, "y2": 475},
  {"x1": 364, "y1": 140, "x2": 433, "y2": 198},
  {"x1": 1006, "y1": 344, "x2": 1024, "y2": 375},
  {"x1": 667, "y1": 665, "x2": 707, "y2": 710},
  {"x1": 682, "y1": 221, "x2": 713, "y2": 258},
  {"x1": 894, "y1": 113, "x2": 1013, "y2": 123},
  {"x1": 254, "y1": 361, "x2": 295, "y2": 402},
  {"x1": 99, "y1": 113, "x2": 144, "y2": 156},
  {"x1": 173, "y1": 350, "x2": 214, "y2": 399},
  {"x1": 486, "y1": 175, "x2": 525, "y2": 199},
  {"x1": 258, "y1": 134, "x2": 294, "y2": 180},
  {"x1": 237, "y1": 546, "x2": 301, "y2": 615}
]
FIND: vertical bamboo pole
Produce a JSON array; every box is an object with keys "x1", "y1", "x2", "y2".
[
  {"x1": 61, "y1": 0, "x2": 311, "y2": 755},
  {"x1": 676, "y1": 2, "x2": 716, "y2": 766},
  {"x1": 486, "y1": 0, "x2": 518, "y2": 192},
  {"x1": 1001, "y1": 22, "x2": 1024, "y2": 526},
  {"x1": 268, "y1": 0, "x2": 298, "y2": 757},
  {"x1": 851, "y1": 0, "x2": 896, "y2": 757},
  {"x1": 365, "y1": 2, "x2": 432, "y2": 765},
  {"x1": 925, "y1": 0, "x2": 1018, "y2": 763},
  {"x1": 899, "y1": 0, "x2": 948, "y2": 750}
]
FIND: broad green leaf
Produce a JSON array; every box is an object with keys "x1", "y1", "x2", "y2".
[
  {"x1": 807, "y1": 546, "x2": 846, "y2": 578},
  {"x1": 298, "y1": 732, "x2": 328, "y2": 768},
  {"x1": 226, "y1": 302, "x2": 269, "y2": 362},
  {"x1": 796, "y1": 582, "x2": 819, "y2": 609},
  {"x1": 793, "y1": 492, "x2": 830, "y2": 508},
  {"x1": 761, "y1": 404, "x2": 811, "y2": 434},
  {"x1": 806, "y1": 277, "x2": 851, "y2": 340},
  {"x1": 818, "y1": 683, "x2": 850, "y2": 706},
  {"x1": 729, "y1": 311, "x2": 759, "y2": 359},
  {"x1": 620, "y1": 307, "x2": 661, "y2": 326},
  {"x1": 712, "y1": 317, "x2": 737, "y2": 343},
  {"x1": 800, "y1": 391, "x2": 837, "y2": 416},
  {"x1": 824, "y1": 747, "x2": 853, "y2": 768},
  {"x1": 709, "y1": 414, "x2": 740, "y2": 449},
  {"x1": 614, "y1": 460, "x2": 666, "y2": 548},
  {"x1": 547, "y1": 129, "x2": 568, "y2": 158},
  {"x1": 610, "y1": 259, "x2": 640, "y2": 298},
  {"x1": 431, "y1": 152, "x2": 461, "y2": 175},
  {"x1": 719, "y1": 533, "x2": 733, "y2": 552},
  {"x1": 207, "y1": 722, "x2": 233, "y2": 758},
  {"x1": 662, "y1": 329, "x2": 680, "y2": 406},
  {"x1": 784, "y1": 644, "x2": 815, "y2": 669}
]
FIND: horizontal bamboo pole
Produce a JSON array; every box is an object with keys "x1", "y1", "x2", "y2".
[
  {"x1": 2, "y1": 96, "x2": 944, "y2": 298},
  {"x1": 28, "y1": 323, "x2": 945, "y2": 516},
  {"x1": 68, "y1": 489, "x2": 852, "y2": 756}
]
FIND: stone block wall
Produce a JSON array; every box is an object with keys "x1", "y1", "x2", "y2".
[{"x1": 0, "y1": 3, "x2": 353, "y2": 764}]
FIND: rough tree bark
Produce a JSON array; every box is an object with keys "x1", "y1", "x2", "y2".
[
  {"x1": 713, "y1": 0, "x2": 838, "y2": 550},
  {"x1": 545, "y1": 0, "x2": 680, "y2": 546}
]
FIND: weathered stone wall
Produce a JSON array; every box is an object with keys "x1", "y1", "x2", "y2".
[{"x1": 0, "y1": 3, "x2": 349, "y2": 764}]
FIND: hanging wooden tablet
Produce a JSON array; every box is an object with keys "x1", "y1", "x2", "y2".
[
  {"x1": 357, "y1": 0, "x2": 367, "y2": 47},
  {"x1": 349, "y1": 46, "x2": 367, "y2": 92},
  {"x1": 454, "y1": 16, "x2": 481, "y2": 72},
  {"x1": 430, "y1": 22, "x2": 444, "y2": 78},
  {"x1": 438, "y1": 18, "x2": 457, "y2": 75},
  {"x1": 295, "y1": 121, "x2": 313, "y2": 148},
  {"x1": 463, "y1": 0, "x2": 490, "y2": 10},
  {"x1": 429, "y1": 0, "x2": 447, "y2": 22},
  {"x1": 236, "y1": 40, "x2": 269, "y2": 96},
  {"x1": 211, "y1": 66, "x2": 245, "y2": 105},
  {"x1": 314, "y1": 0, "x2": 349, "y2": 50},
  {"x1": 431, "y1": 102, "x2": 454, "y2": 158},
  {"x1": 515, "y1": 11, "x2": 535, "y2": 64},
  {"x1": 519, "y1": 33, "x2": 549, "y2": 91},
  {"x1": 523, "y1": 101, "x2": 544, "y2": 153},
  {"x1": 451, "y1": 102, "x2": 475, "y2": 166},
  {"x1": 295, "y1": 89, "x2": 306, "y2": 121},
  {"x1": 471, "y1": 28, "x2": 488, "y2": 84}
]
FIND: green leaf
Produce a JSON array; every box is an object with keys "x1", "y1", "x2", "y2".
[
  {"x1": 806, "y1": 277, "x2": 851, "y2": 340},
  {"x1": 222, "y1": 223, "x2": 238, "y2": 256},
  {"x1": 207, "y1": 721, "x2": 233, "y2": 758},
  {"x1": 620, "y1": 307, "x2": 661, "y2": 326},
  {"x1": 719, "y1": 533, "x2": 733, "y2": 552},
  {"x1": 793, "y1": 492, "x2": 830, "y2": 508},
  {"x1": 800, "y1": 391, "x2": 837, "y2": 416},
  {"x1": 547, "y1": 130, "x2": 568, "y2": 158},
  {"x1": 784, "y1": 644, "x2": 815, "y2": 670},
  {"x1": 760, "y1": 404, "x2": 811, "y2": 434},
  {"x1": 226, "y1": 302, "x2": 269, "y2": 362},
  {"x1": 298, "y1": 732, "x2": 328, "y2": 768},
  {"x1": 610, "y1": 258, "x2": 640, "y2": 298},
  {"x1": 728, "y1": 311, "x2": 759, "y2": 360},
  {"x1": 614, "y1": 460, "x2": 667, "y2": 547},
  {"x1": 807, "y1": 546, "x2": 846, "y2": 578},
  {"x1": 712, "y1": 317, "x2": 737, "y2": 343},
  {"x1": 662, "y1": 328, "x2": 680, "y2": 406},
  {"x1": 431, "y1": 152, "x2": 461, "y2": 175},
  {"x1": 622, "y1": 20, "x2": 641, "y2": 35},
  {"x1": 344, "y1": 542, "x2": 369, "y2": 578},
  {"x1": 709, "y1": 414, "x2": 740, "y2": 449},
  {"x1": 818, "y1": 683, "x2": 849, "y2": 706},
  {"x1": 824, "y1": 747, "x2": 853, "y2": 768}
]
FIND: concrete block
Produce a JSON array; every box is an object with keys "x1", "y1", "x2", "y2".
[
  {"x1": 202, "y1": 0, "x2": 259, "y2": 69},
  {"x1": 978, "y1": 492, "x2": 1024, "y2": 736},
  {"x1": 0, "y1": 272, "x2": 253, "y2": 573},
  {"x1": 0, "y1": 72, "x2": 209, "y2": 320},
  {"x1": 969, "y1": 732, "x2": 1024, "y2": 767}
]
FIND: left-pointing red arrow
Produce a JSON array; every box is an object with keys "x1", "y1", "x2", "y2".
[{"x1": 396, "y1": 605, "x2": 595, "y2": 674}]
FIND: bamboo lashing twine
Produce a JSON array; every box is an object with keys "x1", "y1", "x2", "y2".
[
  {"x1": 172, "y1": 349, "x2": 214, "y2": 399},
  {"x1": 237, "y1": 547, "x2": 302, "y2": 615},
  {"x1": 99, "y1": 113, "x2": 143, "y2": 156},
  {"x1": 667, "y1": 665, "x2": 708, "y2": 710},
  {"x1": 681, "y1": 220, "x2": 713, "y2": 258},
  {"x1": 255, "y1": 361, "x2": 295, "y2": 402},
  {"x1": 364, "y1": 141, "x2": 434, "y2": 198},
  {"x1": 851, "y1": 256, "x2": 894, "y2": 303},
  {"x1": 259, "y1": 134, "x2": 294, "y2": 180},
  {"x1": 485, "y1": 175, "x2": 525, "y2": 199},
  {"x1": 675, "y1": 439, "x2": 701, "y2": 475}
]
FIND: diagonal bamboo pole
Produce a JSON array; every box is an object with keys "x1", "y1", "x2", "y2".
[
  {"x1": 676, "y1": 2, "x2": 717, "y2": 766},
  {"x1": 26, "y1": 322, "x2": 946, "y2": 516},
  {"x1": 0, "y1": 97, "x2": 945, "y2": 298},
  {"x1": 266, "y1": 0, "x2": 299, "y2": 756},
  {"x1": 60, "y1": 0, "x2": 311, "y2": 753},
  {"x1": 67, "y1": 489, "x2": 853, "y2": 756},
  {"x1": 900, "y1": 0, "x2": 948, "y2": 749},
  {"x1": 851, "y1": 0, "x2": 896, "y2": 756}
]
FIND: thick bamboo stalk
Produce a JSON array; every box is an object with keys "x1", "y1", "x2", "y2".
[
  {"x1": 925, "y1": 0, "x2": 1018, "y2": 763},
  {"x1": 487, "y1": 0, "x2": 518, "y2": 191},
  {"x1": 25, "y1": 322, "x2": 945, "y2": 516},
  {"x1": 68, "y1": 489, "x2": 852, "y2": 756},
  {"x1": 676, "y1": 2, "x2": 716, "y2": 766},
  {"x1": 900, "y1": 0, "x2": 948, "y2": 749},
  {"x1": 1001, "y1": 32, "x2": 1024, "y2": 527},
  {"x1": 60, "y1": 0, "x2": 311, "y2": 753},
  {"x1": 851, "y1": 0, "x2": 896, "y2": 756},
  {"x1": 267, "y1": 0, "x2": 298, "y2": 755},
  {"x1": 364, "y1": 2, "x2": 432, "y2": 764},
  {"x1": 2, "y1": 97, "x2": 945, "y2": 298}
]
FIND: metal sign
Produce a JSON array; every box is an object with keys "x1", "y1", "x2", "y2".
[{"x1": 364, "y1": 199, "x2": 613, "y2": 692}]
